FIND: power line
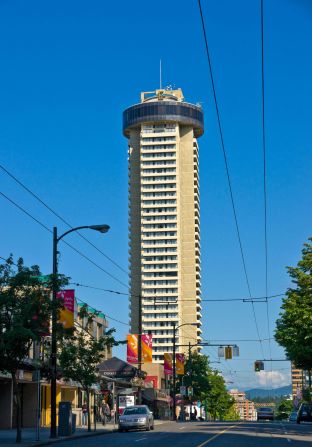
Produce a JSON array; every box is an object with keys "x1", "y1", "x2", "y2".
[
  {"x1": 202, "y1": 338, "x2": 273, "y2": 343},
  {"x1": 197, "y1": 0, "x2": 266, "y2": 360},
  {"x1": 75, "y1": 296, "x2": 129, "y2": 327},
  {"x1": 260, "y1": 0, "x2": 273, "y2": 389},
  {"x1": 0, "y1": 163, "x2": 128, "y2": 276},
  {"x1": 0, "y1": 191, "x2": 128, "y2": 288},
  {"x1": 0, "y1": 254, "x2": 129, "y2": 327},
  {"x1": 70, "y1": 281, "x2": 284, "y2": 302},
  {"x1": 197, "y1": 0, "x2": 252, "y2": 299}
]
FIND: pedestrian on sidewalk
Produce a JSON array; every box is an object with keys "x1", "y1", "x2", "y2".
[
  {"x1": 82, "y1": 402, "x2": 88, "y2": 426},
  {"x1": 101, "y1": 401, "x2": 110, "y2": 425}
]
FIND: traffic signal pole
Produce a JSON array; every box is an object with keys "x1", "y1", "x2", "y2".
[{"x1": 137, "y1": 294, "x2": 142, "y2": 405}]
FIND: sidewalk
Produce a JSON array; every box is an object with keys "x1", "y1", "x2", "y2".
[
  {"x1": 0, "y1": 423, "x2": 116, "y2": 447},
  {"x1": 0, "y1": 420, "x2": 170, "y2": 447}
]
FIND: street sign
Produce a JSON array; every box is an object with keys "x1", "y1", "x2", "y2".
[{"x1": 180, "y1": 386, "x2": 186, "y2": 396}]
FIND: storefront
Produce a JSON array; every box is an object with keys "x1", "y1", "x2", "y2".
[{"x1": 142, "y1": 388, "x2": 171, "y2": 420}]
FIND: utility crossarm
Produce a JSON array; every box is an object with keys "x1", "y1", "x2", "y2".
[
  {"x1": 176, "y1": 343, "x2": 239, "y2": 348},
  {"x1": 256, "y1": 359, "x2": 289, "y2": 362}
]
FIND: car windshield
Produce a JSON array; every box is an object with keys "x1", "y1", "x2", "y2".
[{"x1": 123, "y1": 407, "x2": 148, "y2": 415}]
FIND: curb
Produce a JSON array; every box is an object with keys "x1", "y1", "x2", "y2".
[{"x1": 26, "y1": 428, "x2": 118, "y2": 447}]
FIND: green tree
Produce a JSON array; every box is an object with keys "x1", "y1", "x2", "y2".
[
  {"x1": 223, "y1": 404, "x2": 240, "y2": 421},
  {"x1": 204, "y1": 371, "x2": 235, "y2": 420},
  {"x1": 0, "y1": 257, "x2": 54, "y2": 443},
  {"x1": 176, "y1": 352, "x2": 235, "y2": 420},
  {"x1": 275, "y1": 238, "x2": 312, "y2": 389},
  {"x1": 59, "y1": 304, "x2": 117, "y2": 431},
  {"x1": 177, "y1": 352, "x2": 211, "y2": 400},
  {"x1": 276, "y1": 399, "x2": 293, "y2": 420}
]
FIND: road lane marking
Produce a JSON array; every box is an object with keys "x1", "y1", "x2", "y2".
[
  {"x1": 287, "y1": 439, "x2": 291, "y2": 443},
  {"x1": 196, "y1": 424, "x2": 240, "y2": 447},
  {"x1": 135, "y1": 437, "x2": 147, "y2": 442}
]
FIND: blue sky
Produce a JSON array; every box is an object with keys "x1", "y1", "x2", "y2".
[{"x1": 1, "y1": 0, "x2": 311, "y2": 390}]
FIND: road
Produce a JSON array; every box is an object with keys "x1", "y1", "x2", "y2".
[{"x1": 54, "y1": 421, "x2": 312, "y2": 447}]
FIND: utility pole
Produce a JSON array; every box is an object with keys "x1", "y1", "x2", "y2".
[
  {"x1": 171, "y1": 323, "x2": 197, "y2": 422},
  {"x1": 189, "y1": 341, "x2": 192, "y2": 419},
  {"x1": 137, "y1": 294, "x2": 142, "y2": 404},
  {"x1": 50, "y1": 224, "x2": 110, "y2": 439},
  {"x1": 172, "y1": 322, "x2": 176, "y2": 421},
  {"x1": 50, "y1": 227, "x2": 58, "y2": 438}
]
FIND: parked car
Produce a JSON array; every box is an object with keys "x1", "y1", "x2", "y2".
[
  {"x1": 257, "y1": 407, "x2": 274, "y2": 421},
  {"x1": 288, "y1": 411, "x2": 298, "y2": 422},
  {"x1": 118, "y1": 405, "x2": 154, "y2": 432},
  {"x1": 297, "y1": 403, "x2": 312, "y2": 424}
]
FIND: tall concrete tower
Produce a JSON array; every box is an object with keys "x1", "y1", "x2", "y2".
[{"x1": 123, "y1": 88, "x2": 204, "y2": 363}]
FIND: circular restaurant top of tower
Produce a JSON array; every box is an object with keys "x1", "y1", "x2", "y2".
[{"x1": 123, "y1": 95, "x2": 204, "y2": 138}]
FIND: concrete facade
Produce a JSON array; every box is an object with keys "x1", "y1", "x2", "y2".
[
  {"x1": 124, "y1": 88, "x2": 203, "y2": 363},
  {"x1": 291, "y1": 364, "x2": 312, "y2": 404},
  {"x1": 229, "y1": 389, "x2": 257, "y2": 421}
]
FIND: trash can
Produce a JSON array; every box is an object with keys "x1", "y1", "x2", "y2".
[
  {"x1": 58, "y1": 401, "x2": 72, "y2": 436},
  {"x1": 72, "y1": 413, "x2": 76, "y2": 433}
]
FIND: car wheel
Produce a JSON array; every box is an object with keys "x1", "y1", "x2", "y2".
[
  {"x1": 151, "y1": 424, "x2": 154, "y2": 430},
  {"x1": 146, "y1": 422, "x2": 151, "y2": 431}
]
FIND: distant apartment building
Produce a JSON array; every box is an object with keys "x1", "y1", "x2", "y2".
[
  {"x1": 229, "y1": 389, "x2": 257, "y2": 421},
  {"x1": 291, "y1": 364, "x2": 312, "y2": 404},
  {"x1": 123, "y1": 88, "x2": 204, "y2": 362}
]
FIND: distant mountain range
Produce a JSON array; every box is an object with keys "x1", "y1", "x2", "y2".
[{"x1": 245, "y1": 385, "x2": 292, "y2": 399}]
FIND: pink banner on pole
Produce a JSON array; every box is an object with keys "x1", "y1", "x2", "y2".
[
  {"x1": 127, "y1": 334, "x2": 138, "y2": 364},
  {"x1": 176, "y1": 353, "x2": 185, "y2": 375},
  {"x1": 57, "y1": 289, "x2": 75, "y2": 329},
  {"x1": 141, "y1": 334, "x2": 153, "y2": 363},
  {"x1": 164, "y1": 353, "x2": 173, "y2": 375}
]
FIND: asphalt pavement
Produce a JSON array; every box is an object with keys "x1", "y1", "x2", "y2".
[{"x1": 40, "y1": 420, "x2": 312, "y2": 447}]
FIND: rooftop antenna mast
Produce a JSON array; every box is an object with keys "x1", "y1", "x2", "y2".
[{"x1": 160, "y1": 59, "x2": 162, "y2": 90}]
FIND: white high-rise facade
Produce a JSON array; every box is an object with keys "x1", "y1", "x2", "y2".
[{"x1": 123, "y1": 88, "x2": 204, "y2": 362}]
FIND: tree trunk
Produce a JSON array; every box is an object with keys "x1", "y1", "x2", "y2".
[
  {"x1": 12, "y1": 372, "x2": 22, "y2": 443},
  {"x1": 86, "y1": 389, "x2": 91, "y2": 432}
]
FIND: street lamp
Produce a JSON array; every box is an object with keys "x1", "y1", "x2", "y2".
[
  {"x1": 172, "y1": 322, "x2": 197, "y2": 421},
  {"x1": 50, "y1": 224, "x2": 110, "y2": 438}
]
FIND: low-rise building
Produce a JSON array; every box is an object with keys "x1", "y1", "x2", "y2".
[
  {"x1": 0, "y1": 296, "x2": 111, "y2": 429},
  {"x1": 291, "y1": 364, "x2": 312, "y2": 406},
  {"x1": 229, "y1": 389, "x2": 257, "y2": 421}
]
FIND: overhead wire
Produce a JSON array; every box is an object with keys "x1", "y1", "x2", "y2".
[
  {"x1": 70, "y1": 281, "x2": 284, "y2": 302},
  {"x1": 75, "y1": 296, "x2": 129, "y2": 327},
  {"x1": 260, "y1": 0, "x2": 273, "y2": 392},
  {"x1": 260, "y1": 0, "x2": 272, "y2": 362},
  {"x1": 0, "y1": 163, "x2": 128, "y2": 275},
  {"x1": 197, "y1": 0, "x2": 266, "y2": 360},
  {"x1": 0, "y1": 191, "x2": 128, "y2": 288},
  {"x1": 0, "y1": 255, "x2": 129, "y2": 328}
]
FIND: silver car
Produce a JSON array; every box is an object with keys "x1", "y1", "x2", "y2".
[{"x1": 118, "y1": 405, "x2": 154, "y2": 432}]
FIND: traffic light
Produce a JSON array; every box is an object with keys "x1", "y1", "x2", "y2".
[
  {"x1": 225, "y1": 346, "x2": 233, "y2": 360},
  {"x1": 254, "y1": 360, "x2": 264, "y2": 372}
]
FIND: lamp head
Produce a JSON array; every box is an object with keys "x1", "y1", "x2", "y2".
[{"x1": 89, "y1": 224, "x2": 110, "y2": 234}]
